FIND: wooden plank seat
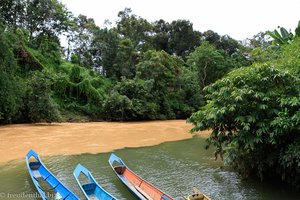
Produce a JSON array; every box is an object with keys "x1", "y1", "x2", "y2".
[
  {"x1": 39, "y1": 166, "x2": 51, "y2": 179},
  {"x1": 46, "y1": 175, "x2": 60, "y2": 188},
  {"x1": 55, "y1": 184, "x2": 70, "y2": 199}
]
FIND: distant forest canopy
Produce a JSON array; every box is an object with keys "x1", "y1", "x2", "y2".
[
  {"x1": 1, "y1": 0, "x2": 300, "y2": 190},
  {"x1": 0, "y1": 0, "x2": 297, "y2": 123},
  {"x1": 0, "y1": 0, "x2": 254, "y2": 123}
]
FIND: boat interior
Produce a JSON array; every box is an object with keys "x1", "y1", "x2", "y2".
[
  {"x1": 28, "y1": 157, "x2": 77, "y2": 200},
  {"x1": 114, "y1": 165, "x2": 171, "y2": 200}
]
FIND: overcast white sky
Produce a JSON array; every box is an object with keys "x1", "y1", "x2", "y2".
[{"x1": 60, "y1": 0, "x2": 300, "y2": 41}]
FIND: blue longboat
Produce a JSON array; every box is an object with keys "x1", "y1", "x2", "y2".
[
  {"x1": 25, "y1": 149, "x2": 79, "y2": 200},
  {"x1": 73, "y1": 163, "x2": 117, "y2": 200}
]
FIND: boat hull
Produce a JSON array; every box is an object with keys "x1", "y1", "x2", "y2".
[
  {"x1": 73, "y1": 163, "x2": 116, "y2": 200},
  {"x1": 25, "y1": 149, "x2": 79, "y2": 200},
  {"x1": 108, "y1": 153, "x2": 173, "y2": 200}
]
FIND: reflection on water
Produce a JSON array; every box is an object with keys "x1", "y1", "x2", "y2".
[{"x1": 0, "y1": 137, "x2": 299, "y2": 200}]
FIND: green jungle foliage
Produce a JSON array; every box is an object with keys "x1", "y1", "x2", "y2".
[
  {"x1": 188, "y1": 37, "x2": 300, "y2": 188},
  {"x1": 0, "y1": 1, "x2": 247, "y2": 123},
  {"x1": 0, "y1": 0, "x2": 299, "y2": 189}
]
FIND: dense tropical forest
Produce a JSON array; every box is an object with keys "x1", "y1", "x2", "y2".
[{"x1": 0, "y1": 0, "x2": 299, "y2": 189}]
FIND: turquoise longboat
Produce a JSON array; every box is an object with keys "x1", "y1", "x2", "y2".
[
  {"x1": 25, "y1": 149, "x2": 79, "y2": 200},
  {"x1": 73, "y1": 163, "x2": 117, "y2": 200}
]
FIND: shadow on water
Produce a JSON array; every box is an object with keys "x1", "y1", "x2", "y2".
[{"x1": 0, "y1": 136, "x2": 299, "y2": 200}]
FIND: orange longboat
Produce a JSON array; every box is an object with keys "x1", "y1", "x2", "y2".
[{"x1": 108, "y1": 153, "x2": 173, "y2": 200}]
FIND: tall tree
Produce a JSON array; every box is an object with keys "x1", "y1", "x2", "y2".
[
  {"x1": 103, "y1": 78, "x2": 158, "y2": 120},
  {"x1": 88, "y1": 28, "x2": 119, "y2": 76},
  {"x1": 136, "y1": 50, "x2": 183, "y2": 118},
  {"x1": 25, "y1": 0, "x2": 71, "y2": 40},
  {"x1": 0, "y1": 0, "x2": 26, "y2": 27},
  {"x1": 116, "y1": 8, "x2": 153, "y2": 51},
  {"x1": 69, "y1": 14, "x2": 98, "y2": 67},
  {"x1": 187, "y1": 41, "x2": 227, "y2": 89},
  {"x1": 0, "y1": 25, "x2": 25, "y2": 123},
  {"x1": 201, "y1": 30, "x2": 221, "y2": 45},
  {"x1": 112, "y1": 38, "x2": 138, "y2": 80},
  {"x1": 202, "y1": 30, "x2": 244, "y2": 56},
  {"x1": 245, "y1": 31, "x2": 271, "y2": 49},
  {"x1": 168, "y1": 20, "x2": 201, "y2": 59},
  {"x1": 151, "y1": 19, "x2": 170, "y2": 52}
]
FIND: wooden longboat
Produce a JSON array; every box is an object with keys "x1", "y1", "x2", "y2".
[
  {"x1": 108, "y1": 153, "x2": 173, "y2": 200},
  {"x1": 185, "y1": 188, "x2": 211, "y2": 200},
  {"x1": 25, "y1": 149, "x2": 79, "y2": 200}
]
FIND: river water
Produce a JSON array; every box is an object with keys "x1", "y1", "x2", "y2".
[{"x1": 0, "y1": 137, "x2": 299, "y2": 200}]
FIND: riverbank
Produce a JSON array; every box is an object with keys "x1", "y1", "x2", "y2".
[{"x1": 0, "y1": 120, "x2": 210, "y2": 164}]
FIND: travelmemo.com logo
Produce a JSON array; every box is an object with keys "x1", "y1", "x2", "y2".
[{"x1": 0, "y1": 192, "x2": 56, "y2": 199}]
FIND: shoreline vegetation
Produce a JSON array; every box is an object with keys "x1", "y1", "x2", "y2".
[
  {"x1": 0, "y1": 120, "x2": 210, "y2": 164},
  {"x1": 0, "y1": 0, "x2": 299, "y2": 189}
]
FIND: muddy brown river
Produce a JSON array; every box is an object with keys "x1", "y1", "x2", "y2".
[
  {"x1": 0, "y1": 121, "x2": 300, "y2": 199},
  {"x1": 0, "y1": 120, "x2": 209, "y2": 164}
]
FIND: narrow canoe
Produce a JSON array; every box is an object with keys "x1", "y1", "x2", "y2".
[
  {"x1": 25, "y1": 149, "x2": 79, "y2": 200},
  {"x1": 73, "y1": 163, "x2": 117, "y2": 200},
  {"x1": 185, "y1": 188, "x2": 211, "y2": 200},
  {"x1": 108, "y1": 153, "x2": 173, "y2": 200}
]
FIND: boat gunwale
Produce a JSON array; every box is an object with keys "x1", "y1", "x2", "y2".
[{"x1": 25, "y1": 149, "x2": 79, "y2": 200}]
